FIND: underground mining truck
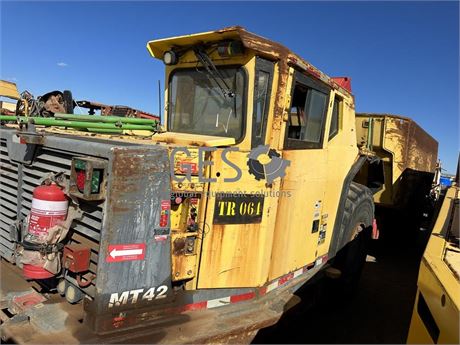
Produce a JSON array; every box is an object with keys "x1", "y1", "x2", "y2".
[{"x1": 0, "y1": 26, "x2": 437, "y2": 343}]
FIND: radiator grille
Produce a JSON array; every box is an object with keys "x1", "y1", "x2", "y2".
[{"x1": 0, "y1": 138, "x2": 102, "y2": 295}]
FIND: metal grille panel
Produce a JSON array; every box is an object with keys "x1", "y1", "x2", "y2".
[
  {"x1": 0, "y1": 139, "x2": 17, "y2": 260},
  {"x1": 0, "y1": 140, "x2": 102, "y2": 295}
]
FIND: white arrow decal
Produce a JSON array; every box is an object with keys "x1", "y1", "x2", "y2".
[{"x1": 110, "y1": 248, "x2": 143, "y2": 258}]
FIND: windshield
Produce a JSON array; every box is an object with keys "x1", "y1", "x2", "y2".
[{"x1": 168, "y1": 67, "x2": 245, "y2": 139}]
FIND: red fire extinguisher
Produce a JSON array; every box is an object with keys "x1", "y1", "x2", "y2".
[{"x1": 23, "y1": 183, "x2": 68, "y2": 279}]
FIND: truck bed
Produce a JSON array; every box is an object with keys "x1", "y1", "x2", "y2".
[{"x1": 355, "y1": 113, "x2": 438, "y2": 208}]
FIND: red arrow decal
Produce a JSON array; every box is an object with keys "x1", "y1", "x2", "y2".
[{"x1": 106, "y1": 243, "x2": 146, "y2": 263}]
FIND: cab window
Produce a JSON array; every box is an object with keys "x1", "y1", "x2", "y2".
[
  {"x1": 329, "y1": 98, "x2": 340, "y2": 140},
  {"x1": 168, "y1": 67, "x2": 246, "y2": 140},
  {"x1": 286, "y1": 73, "x2": 330, "y2": 149},
  {"x1": 252, "y1": 57, "x2": 274, "y2": 148}
]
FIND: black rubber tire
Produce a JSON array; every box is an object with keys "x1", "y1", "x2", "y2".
[
  {"x1": 63, "y1": 90, "x2": 74, "y2": 114},
  {"x1": 333, "y1": 182, "x2": 374, "y2": 296}
]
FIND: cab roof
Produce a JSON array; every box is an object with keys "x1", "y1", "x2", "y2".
[{"x1": 147, "y1": 26, "x2": 352, "y2": 97}]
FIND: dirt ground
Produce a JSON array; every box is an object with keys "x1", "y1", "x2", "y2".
[{"x1": 253, "y1": 207, "x2": 430, "y2": 344}]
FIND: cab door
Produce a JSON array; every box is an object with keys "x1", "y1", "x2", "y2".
[
  {"x1": 269, "y1": 71, "x2": 331, "y2": 279},
  {"x1": 197, "y1": 57, "x2": 278, "y2": 288}
]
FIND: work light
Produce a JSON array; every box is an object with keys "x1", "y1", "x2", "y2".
[{"x1": 163, "y1": 51, "x2": 178, "y2": 65}]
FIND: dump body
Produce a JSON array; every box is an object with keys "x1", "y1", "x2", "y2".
[{"x1": 355, "y1": 113, "x2": 438, "y2": 208}]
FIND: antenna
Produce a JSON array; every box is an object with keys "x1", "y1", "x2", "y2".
[{"x1": 158, "y1": 80, "x2": 162, "y2": 125}]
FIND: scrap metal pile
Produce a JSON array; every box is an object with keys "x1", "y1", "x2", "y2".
[{"x1": 0, "y1": 80, "x2": 160, "y2": 134}]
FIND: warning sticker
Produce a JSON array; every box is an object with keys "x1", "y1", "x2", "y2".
[
  {"x1": 159, "y1": 200, "x2": 170, "y2": 228},
  {"x1": 107, "y1": 243, "x2": 146, "y2": 263}
]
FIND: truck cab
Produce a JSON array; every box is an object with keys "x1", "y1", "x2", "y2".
[{"x1": 147, "y1": 26, "x2": 362, "y2": 289}]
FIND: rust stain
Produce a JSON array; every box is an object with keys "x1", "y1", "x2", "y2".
[{"x1": 172, "y1": 237, "x2": 186, "y2": 256}]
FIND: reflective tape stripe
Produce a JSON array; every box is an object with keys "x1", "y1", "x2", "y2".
[
  {"x1": 266, "y1": 281, "x2": 278, "y2": 293},
  {"x1": 230, "y1": 292, "x2": 255, "y2": 303},
  {"x1": 293, "y1": 268, "x2": 303, "y2": 278},
  {"x1": 177, "y1": 255, "x2": 328, "y2": 313},
  {"x1": 183, "y1": 301, "x2": 207, "y2": 312},
  {"x1": 31, "y1": 198, "x2": 68, "y2": 211},
  {"x1": 207, "y1": 296, "x2": 230, "y2": 309},
  {"x1": 31, "y1": 208, "x2": 67, "y2": 216}
]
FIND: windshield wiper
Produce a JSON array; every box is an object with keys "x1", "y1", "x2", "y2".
[{"x1": 193, "y1": 46, "x2": 235, "y2": 100}]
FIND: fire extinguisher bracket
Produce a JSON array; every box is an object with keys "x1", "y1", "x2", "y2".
[{"x1": 70, "y1": 156, "x2": 108, "y2": 201}]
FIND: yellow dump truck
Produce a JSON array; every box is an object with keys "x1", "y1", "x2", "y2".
[
  {"x1": 0, "y1": 26, "x2": 437, "y2": 343},
  {"x1": 407, "y1": 164, "x2": 459, "y2": 344}
]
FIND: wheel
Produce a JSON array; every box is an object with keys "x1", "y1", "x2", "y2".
[
  {"x1": 62, "y1": 90, "x2": 74, "y2": 114},
  {"x1": 332, "y1": 182, "x2": 374, "y2": 296}
]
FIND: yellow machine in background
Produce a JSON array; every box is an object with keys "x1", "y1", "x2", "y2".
[
  {"x1": 407, "y1": 172, "x2": 459, "y2": 344},
  {"x1": 0, "y1": 80, "x2": 20, "y2": 114}
]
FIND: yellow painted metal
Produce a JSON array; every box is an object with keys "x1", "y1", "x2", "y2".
[
  {"x1": 355, "y1": 114, "x2": 438, "y2": 206},
  {"x1": 171, "y1": 230, "x2": 199, "y2": 281},
  {"x1": 0, "y1": 80, "x2": 20, "y2": 100},
  {"x1": 407, "y1": 185, "x2": 459, "y2": 344},
  {"x1": 197, "y1": 148, "x2": 278, "y2": 287},
  {"x1": 153, "y1": 132, "x2": 236, "y2": 147},
  {"x1": 318, "y1": 95, "x2": 361, "y2": 259},
  {"x1": 270, "y1": 83, "x2": 358, "y2": 278}
]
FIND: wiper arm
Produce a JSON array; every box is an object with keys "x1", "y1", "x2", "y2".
[{"x1": 193, "y1": 47, "x2": 235, "y2": 100}]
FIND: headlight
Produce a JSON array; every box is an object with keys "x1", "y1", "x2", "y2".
[{"x1": 163, "y1": 51, "x2": 178, "y2": 65}]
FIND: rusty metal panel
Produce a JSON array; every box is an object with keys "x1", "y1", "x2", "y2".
[
  {"x1": 88, "y1": 145, "x2": 172, "y2": 332},
  {"x1": 356, "y1": 113, "x2": 438, "y2": 208},
  {"x1": 405, "y1": 119, "x2": 438, "y2": 173},
  {"x1": 147, "y1": 26, "x2": 351, "y2": 100},
  {"x1": 356, "y1": 114, "x2": 438, "y2": 174}
]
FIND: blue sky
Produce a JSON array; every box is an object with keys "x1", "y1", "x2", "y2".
[{"x1": 1, "y1": 1, "x2": 459, "y2": 173}]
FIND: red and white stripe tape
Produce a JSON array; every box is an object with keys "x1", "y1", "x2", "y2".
[
  {"x1": 180, "y1": 254, "x2": 328, "y2": 311},
  {"x1": 112, "y1": 255, "x2": 330, "y2": 328}
]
